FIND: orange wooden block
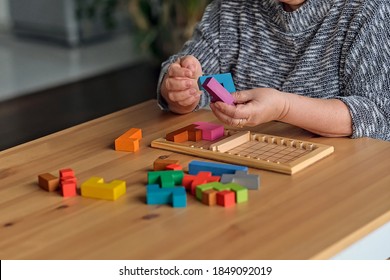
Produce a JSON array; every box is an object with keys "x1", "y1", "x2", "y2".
[
  {"x1": 115, "y1": 128, "x2": 142, "y2": 152},
  {"x1": 153, "y1": 158, "x2": 180, "y2": 171},
  {"x1": 38, "y1": 173, "x2": 60, "y2": 192},
  {"x1": 166, "y1": 124, "x2": 202, "y2": 143},
  {"x1": 202, "y1": 189, "x2": 218, "y2": 206}
]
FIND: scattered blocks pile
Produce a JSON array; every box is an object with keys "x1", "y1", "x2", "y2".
[
  {"x1": 38, "y1": 168, "x2": 126, "y2": 201},
  {"x1": 146, "y1": 158, "x2": 259, "y2": 208}
]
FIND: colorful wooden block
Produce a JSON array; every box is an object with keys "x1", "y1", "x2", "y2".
[
  {"x1": 172, "y1": 187, "x2": 187, "y2": 208},
  {"x1": 166, "y1": 124, "x2": 202, "y2": 143},
  {"x1": 216, "y1": 190, "x2": 236, "y2": 207},
  {"x1": 195, "y1": 181, "x2": 225, "y2": 200},
  {"x1": 146, "y1": 184, "x2": 187, "y2": 208},
  {"x1": 153, "y1": 158, "x2": 180, "y2": 171},
  {"x1": 165, "y1": 164, "x2": 183, "y2": 170},
  {"x1": 62, "y1": 181, "x2": 77, "y2": 197},
  {"x1": 193, "y1": 122, "x2": 225, "y2": 141},
  {"x1": 183, "y1": 172, "x2": 220, "y2": 195},
  {"x1": 188, "y1": 160, "x2": 248, "y2": 176},
  {"x1": 81, "y1": 177, "x2": 126, "y2": 201},
  {"x1": 115, "y1": 128, "x2": 142, "y2": 152},
  {"x1": 146, "y1": 184, "x2": 172, "y2": 204},
  {"x1": 198, "y1": 73, "x2": 236, "y2": 94},
  {"x1": 38, "y1": 173, "x2": 60, "y2": 192},
  {"x1": 202, "y1": 77, "x2": 235, "y2": 105},
  {"x1": 147, "y1": 170, "x2": 184, "y2": 188},
  {"x1": 224, "y1": 182, "x2": 248, "y2": 203},
  {"x1": 201, "y1": 189, "x2": 218, "y2": 206},
  {"x1": 221, "y1": 170, "x2": 260, "y2": 190},
  {"x1": 59, "y1": 168, "x2": 74, "y2": 178}
]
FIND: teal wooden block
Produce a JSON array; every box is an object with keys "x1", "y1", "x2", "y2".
[
  {"x1": 146, "y1": 184, "x2": 172, "y2": 205},
  {"x1": 198, "y1": 73, "x2": 236, "y2": 94},
  {"x1": 172, "y1": 187, "x2": 187, "y2": 208}
]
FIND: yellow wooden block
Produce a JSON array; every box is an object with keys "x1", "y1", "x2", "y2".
[
  {"x1": 115, "y1": 128, "x2": 142, "y2": 152},
  {"x1": 81, "y1": 177, "x2": 126, "y2": 201}
]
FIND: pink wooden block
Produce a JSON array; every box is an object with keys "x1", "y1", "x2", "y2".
[
  {"x1": 193, "y1": 122, "x2": 224, "y2": 141},
  {"x1": 202, "y1": 77, "x2": 235, "y2": 105}
]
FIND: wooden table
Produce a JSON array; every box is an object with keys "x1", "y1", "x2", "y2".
[{"x1": 1, "y1": 100, "x2": 389, "y2": 260}]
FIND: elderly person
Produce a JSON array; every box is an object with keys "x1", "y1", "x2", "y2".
[{"x1": 157, "y1": 0, "x2": 390, "y2": 140}]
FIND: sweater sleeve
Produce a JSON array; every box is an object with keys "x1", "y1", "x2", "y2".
[
  {"x1": 156, "y1": 0, "x2": 222, "y2": 111},
  {"x1": 337, "y1": 3, "x2": 390, "y2": 140}
]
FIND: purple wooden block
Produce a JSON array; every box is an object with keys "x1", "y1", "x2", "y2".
[
  {"x1": 202, "y1": 77, "x2": 235, "y2": 105},
  {"x1": 193, "y1": 122, "x2": 225, "y2": 141}
]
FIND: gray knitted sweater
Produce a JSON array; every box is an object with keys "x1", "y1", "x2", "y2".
[{"x1": 157, "y1": 0, "x2": 390, "y2": 140}]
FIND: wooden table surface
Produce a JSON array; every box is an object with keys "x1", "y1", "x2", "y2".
[{"x1": 1, "y1": 99, "x2": 389, "y2": 260}]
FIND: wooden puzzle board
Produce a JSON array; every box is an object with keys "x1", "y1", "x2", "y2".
[{"x1": 151, "y1": 129, "x2": 334, "y2": 175}]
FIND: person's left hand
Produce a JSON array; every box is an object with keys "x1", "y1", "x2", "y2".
[{"x1": 209, "y1": 87, "x2": 287, "y2": 127}]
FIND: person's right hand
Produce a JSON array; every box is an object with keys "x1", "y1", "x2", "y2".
[{"x1": 161, "y1": 55, "x2": 203, "y2": 114}]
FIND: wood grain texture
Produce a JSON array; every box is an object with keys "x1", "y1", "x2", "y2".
[{"x1": 0, "y1": 100, "x2": 390, "y2": 260}]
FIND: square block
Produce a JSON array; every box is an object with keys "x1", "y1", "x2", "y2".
[
  {"x1": 62, "y1": 182, "x2": 77, "y2": 197},
  {"x1": 216, "y1": 190, "x2": 236, "y2": 208},
  {"x1": 224, "y1": 182, "x2": 248, "y2": 203},
  {"x1": 38, "y1": 173, "x2": 60, "y2": 192},
  {"x1": 172, "y1": 187, "x2": 187, "y2": 208},
  {"x1": 59, "y1": 168, "x2": 74, "y2": 178},
  {"x1": 201, "y1": 189, "x2": 218, "y2": 206}
]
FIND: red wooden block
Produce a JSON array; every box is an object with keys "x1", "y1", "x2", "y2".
[
  {"x1": 62, "y1": 181, "x2": 77, "y2": 197},
  {"x1": 165, "y1": 164, "x2": 183, "y2": 170},
  {"x1": 216, "y1": 190, "x2": 236, "y2": 207},
  {"x1": 59, "y1": 168, "x2": 74, "y2": 178},
  {"x1": 182, "y1": 172, "x2": 220, "y2": 195}
]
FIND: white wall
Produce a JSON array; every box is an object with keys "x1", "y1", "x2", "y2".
[{"x1": 0, "y1": 0, "x2": 11, "y2": 30}]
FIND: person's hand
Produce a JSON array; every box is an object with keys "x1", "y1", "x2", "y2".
[
  {"x1": 209, "y1": 88, "x2": 288, "y2": 127},
  {"x1": 161, "y1": 55, "x2": 203, "y2": 114}
]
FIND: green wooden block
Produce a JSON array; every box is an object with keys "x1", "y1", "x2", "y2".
[
  {"x1": 147, "y1": 170, "x2": 184, "y2": 188},
  {"x1": 225, "y1": 182, "x2": 248, "y2": 203},
  {"x1": 195, "y1": 182, "x2": 222, "y2": 200}
]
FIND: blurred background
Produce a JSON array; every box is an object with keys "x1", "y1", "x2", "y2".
[{"x1": 0, "y1": 0, "x2": 210, "y2": 150}]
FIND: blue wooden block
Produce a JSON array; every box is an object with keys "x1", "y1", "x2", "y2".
[
  {"x1": 188, "y1": 160, "x2": 248, "y2": 176},
  {"x1": 198, "y1": 73, "x2": 236, "y2": 99},
  {"x1": 172, "y1": 187, "x2": 187, "y2": 208},
  {"x1": 220, "y1": 170, "x2": 260, "y2": 190},
  {"x1": 146, "y1": 184, "x2": 172, "y2": 204}
]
